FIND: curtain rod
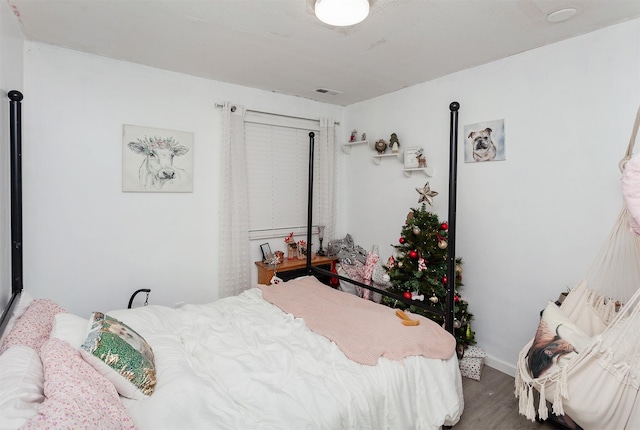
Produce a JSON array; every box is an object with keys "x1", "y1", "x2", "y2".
[{"x1": 215, "y1": 103, "x2": 340, "y2": 125}]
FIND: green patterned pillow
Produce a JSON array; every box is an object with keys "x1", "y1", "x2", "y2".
[{"x1": 80, "y1": 312, "x2": 156, "y2": 399}]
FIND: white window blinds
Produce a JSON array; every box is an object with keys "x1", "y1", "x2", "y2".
[{"x1": 244, "y1": 112, "x2": 319, "y2": 240}]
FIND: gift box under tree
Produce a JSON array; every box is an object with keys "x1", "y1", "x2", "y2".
[{"x1": 459, "y1": 345, "x2": 486, "y2": 381}]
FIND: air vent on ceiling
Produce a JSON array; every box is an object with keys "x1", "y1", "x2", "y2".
[{"x1": 315, "y1": 88, "x2": 344, "y2": 95}]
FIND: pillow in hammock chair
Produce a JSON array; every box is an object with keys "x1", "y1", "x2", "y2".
[{"x1": 527, "y1": 302, "x2": 592, "y2": 378}]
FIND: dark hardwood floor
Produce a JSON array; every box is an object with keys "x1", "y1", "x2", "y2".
[{"x1": 454, "y1": 366, "x2": 559, "y2": 430}]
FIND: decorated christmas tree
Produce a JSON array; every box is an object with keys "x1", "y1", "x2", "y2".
[{"x1": 382, "y1": 202, "x2": 476, "y2": 352}]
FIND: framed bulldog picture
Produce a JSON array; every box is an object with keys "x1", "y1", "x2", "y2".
[{"x1": 464, "y1": 119, "x2": 506, "y2": 163}]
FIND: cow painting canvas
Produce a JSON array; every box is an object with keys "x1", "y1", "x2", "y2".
[{"x1": 122, "y1": 125, "x2": 194, "y2": 192}]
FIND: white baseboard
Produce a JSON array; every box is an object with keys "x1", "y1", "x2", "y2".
[{"x1": 484, "y1": 354, "x2": 516, "y2": 377}]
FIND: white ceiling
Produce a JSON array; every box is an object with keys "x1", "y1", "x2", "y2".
[{"x1": 8, "y1": 0, "x2": 640, "y2": 106}]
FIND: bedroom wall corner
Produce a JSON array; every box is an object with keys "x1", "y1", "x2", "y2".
[
  {"x1": 0, "y1": 0, "x2": 24, "y2": 308},
  {"x1": 340, "y1": 18, "x2": 640, "y2": 372}
]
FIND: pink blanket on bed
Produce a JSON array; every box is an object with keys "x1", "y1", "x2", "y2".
[{"x1": 258, "y1": 277, "x2": 456, "y2": 365}]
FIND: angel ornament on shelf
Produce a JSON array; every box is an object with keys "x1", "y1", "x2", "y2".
[{"x1": 390, "y1": 133, "x2": 400, "y2": 154}]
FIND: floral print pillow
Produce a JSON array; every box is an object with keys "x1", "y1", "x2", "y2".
[
  {"x1": 22, "y1": 338, "x2": 136, "y2": 429},
  {"x1": 81, "y1": 312, "x2": 156, "y2": 399},
  {"x1": 1, "y1": 299, "x2": 67, "y2": 353}
]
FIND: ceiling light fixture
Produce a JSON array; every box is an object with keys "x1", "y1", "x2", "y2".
[
  {"x1": 546, "y1": 8, "x2": 578, "y2": 23},
  {"x1": 315, "y1": 0, "x2": 370, "y2": 27}
]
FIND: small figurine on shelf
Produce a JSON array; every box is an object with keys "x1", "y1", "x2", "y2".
[
  {"x1": 350, "y1": 130, "x2": 358, "y2": 142},
  {"x1": 390, "y1": 133, "x2": 400, "y2": 154},
  {"x1": 361, "y1": 132, "x2": 367, "y2": 141},
  {"x1": 274, "y1": 250, "x2": 285, "y2": 264},
  {"x1": 297, "y1": 240, "x2": 307, "y2": 259},
  {"x1": 284, "y1": 232, "x2": 297, "y2": 260},
  {"x1": 374, "y1": 139, "x2": 387, "y2": 154},
  {"x1": 416, "y1": 148, "x2": 427, "y2": 167}
]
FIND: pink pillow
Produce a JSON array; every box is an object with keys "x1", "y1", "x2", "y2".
[
  {"x1": 21, "y1": 338, "x2": 137, "y2": 430},
  {"x1": 622, "y1": 153, "x2": 640, "y2": 235},
  {"x1": 0, "y1": 299, "x2": 67, "y2": 353}
]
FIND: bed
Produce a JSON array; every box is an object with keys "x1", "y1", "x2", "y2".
[{"x1": 0, "y1": 91, "x2": 464, "y2": 429}]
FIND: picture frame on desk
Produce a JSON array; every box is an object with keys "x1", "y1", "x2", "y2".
[{"x1": 260, "y1": 243, "x2": 273, "y2": 263}]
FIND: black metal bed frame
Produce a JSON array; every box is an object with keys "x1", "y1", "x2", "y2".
[
  {"x1": 0, "y1": 90, "x2": 25, "y2": 336},
  {"x1": 304, "y1": 102, "x2": 461, "y2": 334},
  {"x1": 0, "y1": 92, "x2": 461, "y2": 336}
]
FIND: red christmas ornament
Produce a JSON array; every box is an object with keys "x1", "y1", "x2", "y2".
[
  {"x1": 441, "y1": 222, "x2": 449, "y2": 230},
  {"x1": 409, "y1": 250, "x2": 418, "y2": 259},
  {"x1": 399, "y1": 237, "x2": 406, "y2": 244},
  {"x1": 454, "y1": 294, "x2": 460, "y2": 303},
  {"x1": 403, "y1": 291, "x2": 412, "y2": 299},
  {"x1": 442, "y1": 275, "x2": 448, "y2": 284}
]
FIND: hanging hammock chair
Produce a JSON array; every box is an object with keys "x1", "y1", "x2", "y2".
[{"x1": 515, "y1": 107, "x2": 640, "y2": 429}]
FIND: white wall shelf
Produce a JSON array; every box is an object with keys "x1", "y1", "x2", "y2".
[
  {"x1": 341, "y1": 140, "x2": 369, "y2": 154},
  {"x1": 402, "y1": 167, "x2": 434, "y2": 177},
  {"x1": 372, "y1": 153, "x2": 401, "y2": 165}
]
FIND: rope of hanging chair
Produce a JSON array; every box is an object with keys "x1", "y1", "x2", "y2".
[
  {"x1": 598, "y1": 282, "x2": 640, "y2": 369},
  {"x1": 583, "y1": 206, "x2": 640, "y2": 307}
]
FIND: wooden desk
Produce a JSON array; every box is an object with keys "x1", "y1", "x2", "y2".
[{"x1": 255, "y1": 256, "x2": 336, "y2": 285}]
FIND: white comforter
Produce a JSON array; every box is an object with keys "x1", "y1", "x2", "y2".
[{"x1": 109, "y1": 287, "x2": 463, "y2": 430}]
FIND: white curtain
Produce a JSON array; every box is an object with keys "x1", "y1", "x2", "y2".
[
  {"x1": 219, "y1": 103, "x2": 251, "y2": 297},
  {"x1": 314, "y1": 118, "x2": 337, "y2": 244}
]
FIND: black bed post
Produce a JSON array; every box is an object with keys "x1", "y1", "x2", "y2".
[
  {"x1": 306, "y1": 132, "x2": 315, "y2": 272},
  {"x1": 445, "y1": 102, "x2": 460, "y2": 335},
  {"x1": 9, "y1": 90, "x2": 23, "y2": 295}
]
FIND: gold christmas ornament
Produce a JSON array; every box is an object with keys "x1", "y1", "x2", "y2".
[
  {"x1": 429, "y1": 295, "x2": 439, "y2": 303},
  {"x1": 455, "y1": 264, "x2": 463, "y2": 275},
  {"x1": 453, "y1": 319, "x2": 462, "y2": 329},
  {"x1": 412, "y1": 226, "x2": 421, "y2": 235},
  {"x1": 466, "y1": 323, "x2": 473, "y2": 340},
  {"x1": 438, "y1": 239, "x2": 448, "y2": 249}
]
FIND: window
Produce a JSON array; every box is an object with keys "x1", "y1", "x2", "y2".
[{"x1": 244, "y1": 112, "x2": 320, "y2": 240}]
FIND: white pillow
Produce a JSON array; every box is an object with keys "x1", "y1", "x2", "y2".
[
  {"x1": 80, "y1": 312, "x2": 156, "y2": 400},
  {"x1": 0, "y1": 290, "x2": 35, "y2": 346},
  {"x1": 50, "y1": 313, "x2": 89, "y2": 349},
  {"x1": 527, "y1": 302, "x2": 592, "y2": 378},
  {"x1": 12, "y1": 290, "x2": 35, "y2": 318},
  {"x1": 0, "y1": 346, "x2": 44, "y2": 428}
]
